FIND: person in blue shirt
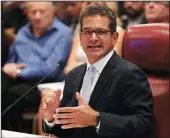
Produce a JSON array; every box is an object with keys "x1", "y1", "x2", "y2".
[{"x1": 2, "y1": 2, "x2": 72, "y2": 131}]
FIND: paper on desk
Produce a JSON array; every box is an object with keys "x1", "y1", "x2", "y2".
[
  {"x1": 2, "y1": 130, "x2": 48, "y2": 138},
  {"x1": 37, "y1": 82, "x2": 65, "y2": 91}
]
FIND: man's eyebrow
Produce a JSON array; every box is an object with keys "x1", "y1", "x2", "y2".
[
  {"x1": 82, "y1": 27, "x2": 107, "y2": 30},
  {"x1": 82, "y1": 27, "x2": 92, "y2": 30}
]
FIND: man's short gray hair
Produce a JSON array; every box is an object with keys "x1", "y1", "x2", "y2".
[
  {"x1": 79, "y1": 5, "x2": 117, "y2": 32},
  {"x1": 22, "y1": 1, "x2": 56, "y2": 9}
]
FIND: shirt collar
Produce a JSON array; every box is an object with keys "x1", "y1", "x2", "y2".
[
  {"x1": 49, "y1": 17, "x2": 60, "y2": 30},
  {"x1": 87, "y1": 50, "x2": 114, "y2": 74}
]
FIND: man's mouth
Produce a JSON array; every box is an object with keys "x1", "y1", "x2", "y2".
[{"x1": 88, "y1": 46, "x2": 102, "y2": 48}]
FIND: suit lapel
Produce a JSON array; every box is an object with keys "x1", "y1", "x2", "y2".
[
  {"x1": 89, "y1": 52, "x2": 119, "y2": 107},
  {"x1": 72, "y1": 64, "x2": 87, "y2": 106}
]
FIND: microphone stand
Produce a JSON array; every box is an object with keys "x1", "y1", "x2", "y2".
[{"x1": 2, "y1": 61, "x2": 63, "y2": 116}]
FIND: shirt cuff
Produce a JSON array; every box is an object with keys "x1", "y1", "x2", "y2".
[
  {"x1": 44, "y1": 118, "x2": 56, "y2": 128},
  {"x1": 96, "y1": 120, "x2": 101, "y2": 133}
]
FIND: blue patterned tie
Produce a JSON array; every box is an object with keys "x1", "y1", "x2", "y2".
[{"x1": 80, "y1": 65, "x2": 96, "y2": 103}]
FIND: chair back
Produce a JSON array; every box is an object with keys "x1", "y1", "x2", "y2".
[{"x1": 122, "y1": 23, "x2": 170, "y2": 138}]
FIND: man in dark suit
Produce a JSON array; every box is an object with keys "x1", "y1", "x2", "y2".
[{"x1": 42, "y1": 5, "x2": 153, "y2": 138}]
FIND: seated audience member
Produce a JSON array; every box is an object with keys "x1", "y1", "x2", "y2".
[
  {"x1": 1, "y1": 15, "x2": 10, "y2": 67},
  {"x1": 1, "y1": 1, "x2": 72, "y2": 131},
  {"x1": 1, "y1": 3, "x2": 16, "y2": 48},
  {"x1": 122, "y1": 2, "x2": 147, "y2": 29},
  {"x1": 2, "y1": 1, "x2": 28, "y2": 34},
  {"x1": 55, "y1": 2, "x2": 72, "y2": 27},
  {"x1": 105, "y1": 1, "x2": 125, "y2": 57},
  {"x1": 145, "y1": 2, "x2": 169, "y2": 23},
  {"x1": 64, "y1": 2, "x2": 124, "y2": 74},
  {"x1": 65, "y1": 2, "x2": 83, "y2": 36}
]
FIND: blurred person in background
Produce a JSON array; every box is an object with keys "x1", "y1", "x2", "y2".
[
  {"x1": 65, "y1": 2, "x2": 83, "y2": 36},
  {"x1": 1, "y1": 1, "x2": 72, "y2": 132},
  {"x1": 105, "y1": 1, "x2": 125, "y2": 57},
  {"x1": 122, "y1": 2, "x2": 147, "y2": 29},
  {"x1": 1, "y1": 4, "x2": 10, "y2": 67},
  {"x1": 55, "y1": 2, "x2": 72, "y2": 27},
  {"x1": 64, "y1": 2, "x2": 125, "y2": 75},
  {"x1": 2, "y1": 1, "x2": 28, "y2": 34},
  {"x1": 1, "y1": 26, "x2": 9, "y2": 67},
  {"x1": 145, "y1": 2, "x2": 169, "y2": 23}
]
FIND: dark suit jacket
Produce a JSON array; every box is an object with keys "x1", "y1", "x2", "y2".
[{"x1": 43, "y1": 52, "x2": 153, "y2": 138}]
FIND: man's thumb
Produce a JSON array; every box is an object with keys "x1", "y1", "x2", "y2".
[
  {"x1": 55, "y1": 89, "x2": 61, "y2": 96},
  {"x1": 76, "y1": 92, "x2": 86, "y2": 105}
]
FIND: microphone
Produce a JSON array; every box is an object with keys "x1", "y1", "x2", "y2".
[{"x1": 2, "y1": 60, "x2": 64, "y2": 116}]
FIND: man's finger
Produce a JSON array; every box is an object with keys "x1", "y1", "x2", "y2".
[
  {"x1": 54, "y1": 112, "x2": 74, "y2": 119},
  {"x1": 45, "y1": 97, "x2": 54, "y2": 103},
  {"x1": 42, "y1": 102, "x2": 47, "y2": 110},
  {"x1": 76, "y1": 92, "x2": 87, "y2": 105},
  {"x1": 55, "y1": 89, "x2": 62, "y2": 97},
  {"x1": 56, "y1": 118, "x2": 75, "y2": 125},
  {"x1": 61, "y1": 123, "x2": 80, "y2": 129},
  {"x1": 52, "y1": 89, "x2": 62, "y2": 107},
  {"x1": 17, "y1": 64, "x2": 27, "y2": 69},
  {"x1": 56, "y1": 107, "x2": 78, "y2": 113}
]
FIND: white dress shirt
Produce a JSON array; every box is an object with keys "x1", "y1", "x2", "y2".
[{"x1": 45, "y1": 50, "x2": 114, "y2": 131}]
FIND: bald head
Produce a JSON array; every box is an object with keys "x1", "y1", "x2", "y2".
[
  {"x1": 24, "y1": 2, "x2": 54, "y2": 9},
  {"x1": 24, "y1": 2, "x2": 56, "y2": 34}
]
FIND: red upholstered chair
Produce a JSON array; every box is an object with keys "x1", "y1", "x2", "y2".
[{"x1": 122, "y1": 23, "x2": 169, "y2": 138}]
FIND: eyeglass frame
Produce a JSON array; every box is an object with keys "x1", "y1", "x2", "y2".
[{"x1": 80, "y1": 28, "x2": 115, "y2": 38}]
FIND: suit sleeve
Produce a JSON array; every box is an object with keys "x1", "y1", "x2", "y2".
[{"x1": 98, "y1": 67, "x2": 153, "y2": 138}]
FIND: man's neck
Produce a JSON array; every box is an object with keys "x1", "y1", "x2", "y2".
[
  {"x1": 31, "y1": 22, "x2": 53, "y2": 38},
  {"x1": 33, "y1": 29, "x2": 45, "y2": 38}
]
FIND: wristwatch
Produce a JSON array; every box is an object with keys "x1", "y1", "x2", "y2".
[
  {"x1": 96, "y1": 113, "x2": 101, "y2": 127},
  {"x1": 16, "y1": 69, "x2": 21, "y2": 75}
]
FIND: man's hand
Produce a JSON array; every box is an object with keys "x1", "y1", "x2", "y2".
[
  {"x1": 41, "y1": 89, "x2": 61, "y2": 122},
  {"x1": 54, "y1": 92, "x2": 99, "y2": 129},
  {"x1": 2, "y1": 63, "x2": 26, "y2": 78}
]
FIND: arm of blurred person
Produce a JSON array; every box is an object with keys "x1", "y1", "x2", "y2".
[
  {"x1": 3, "y1": 2, "x2": 24, "y2": 11},
  {"x1": 113, "y1": 26, "x2": 125, "y2": 57},
  {"x1": 2, "y1": 63, "x2": 26, "y2": 79},
  {"x1": 5, "y1": 41, "x2": 16, "y2": 63},
  {"x1": 64, "y1": 35, "x2": 85, "y2": 75},
  {"x1": 2, "y1": 37, "x2": 26, "y2": 79},
  {"x1": 18, "y1": 31, "x2": 72, "y2": 80}
]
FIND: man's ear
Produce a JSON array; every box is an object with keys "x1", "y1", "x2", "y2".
[
  {"x1": 52, "y1": 6, "x2": 57, "y2": 14},
  {"x1": 79, "y1": 32, "x2": 82, "y2": 46},
  {"x1": 112, "y1": 32, "x2": 119, "y2": 46}
]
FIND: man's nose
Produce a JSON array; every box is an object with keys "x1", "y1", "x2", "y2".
[
  {"x1": 147, "y1": 2, "x2": 154, "y2": 7},
  {"x1": 90, "y1": 32, "x2": 98, "y2": 41},
  {"x1": 34, "y1": 11, "x2": 41, "y2": 19}
]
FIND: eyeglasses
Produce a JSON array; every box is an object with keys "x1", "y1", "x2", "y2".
[{"x1": 81, "y1": 29, "x2": 113, "y2": 38}]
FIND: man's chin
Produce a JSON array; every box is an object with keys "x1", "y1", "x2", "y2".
[
  {"x1": 87, "y1": 52, "x2": 104, "y2": 60},
  {"x1": 32, "y1": 24, "x2": 44, "y2": 29}
]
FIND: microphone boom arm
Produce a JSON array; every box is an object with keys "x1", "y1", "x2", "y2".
[{"x1": 2, "y1": 61, "x2": 62, "y2": 116}]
